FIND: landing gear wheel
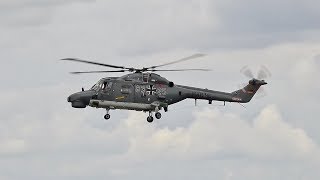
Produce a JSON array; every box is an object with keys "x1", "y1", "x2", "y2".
[
  {"x1": 155, "y1": 112, "x2": 162, "y2": 119},
  {"x1": 147, "y1": 116, "x2": 154, "y2": 123},
  {"x1": 104, "y1": 114, "x2": 111, "y2": 120}
]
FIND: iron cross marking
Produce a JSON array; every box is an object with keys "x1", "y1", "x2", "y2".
[{"x1": 146, "y1": 85, "x2": 156, "y2": 95}]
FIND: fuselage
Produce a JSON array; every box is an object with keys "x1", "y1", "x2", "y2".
[{"x1": 67, "y1": 72, "x2": 266, "y2": 111}]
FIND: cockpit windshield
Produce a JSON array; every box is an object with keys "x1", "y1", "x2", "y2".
[
  {"x1": 91, "y1": 79, "x2": 113, "y2": 91},
  {"x1": 91, "y1": 80, "x2": 103, "y2": 91}
]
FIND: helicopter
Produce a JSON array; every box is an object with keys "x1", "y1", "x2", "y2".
[{"x1": 62, "y1": 54, "x2": 268, "y2": 123}]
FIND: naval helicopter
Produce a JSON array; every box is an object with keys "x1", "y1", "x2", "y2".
[{"x1": 62, "y1": 54, "x2": 268, "y2": 123}]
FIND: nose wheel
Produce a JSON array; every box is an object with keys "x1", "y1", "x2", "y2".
[
  {"x1": 104, "y1": 109, "x2": 110, "y2": 120},
  {"x1": 147, "y1": 111, "x2": 154, "y2": 123},
  {"x1": 104, "y1": 114, "x2": 111, "y2": 120}
]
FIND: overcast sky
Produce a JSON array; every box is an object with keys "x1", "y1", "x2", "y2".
[{"x1": 1, "y1": 0, "x2": 320, "y2": 179}]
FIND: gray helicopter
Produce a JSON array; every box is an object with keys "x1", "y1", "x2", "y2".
[{"x1": 62, "y1": 54, "x2": 268, "y2": 123}]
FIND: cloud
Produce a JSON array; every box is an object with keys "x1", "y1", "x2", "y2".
[
  {"x1": 0, "y1": 0, "x2": 94, "y2": 27},
  {"x1": 0, "y1": 84, "x2": 319, "y2": 179},
  {"x1": 1, "y1": 0, "x2": 320, "y2": 179},
  {"x1": 121, "y1": 105, "x2": 318, "y2": 161},
  {"x1": 0, "y1": 0, "x2": 95, "y2": 11},
  {"x1": 4, "y1": 0, "x2": 320, "y2": 54},
  {"x1": 213, "y1": 0, "x2": 320, "y2": 32}
]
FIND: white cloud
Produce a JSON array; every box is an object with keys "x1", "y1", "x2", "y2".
[
  {"x1": 1, "y1": 90, "x2": 319, "y2": 179},
  {"x1": 0, "y1": 139, "x2": 27, "y2": 155},
  {"x1": 120, "y1": 105, "x2": 318, "y2": 161},
  {"x1": 0, "y1": 0, "x2": 94, "y2": 27}
]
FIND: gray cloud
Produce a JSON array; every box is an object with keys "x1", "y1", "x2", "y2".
[
  {"x1": 0, "y1": 0, "x2": 94, "y2": 27},
  {"x1": 214, "y1": 0, "x2": 320, "y2": 32},
  {"x1": 1, "y1": 0, "x2": 320, "y2": 56}
]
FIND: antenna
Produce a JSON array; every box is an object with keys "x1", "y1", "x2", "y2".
[{"x1": 238, "y1": 103, "x2": 246, "y2": 108}]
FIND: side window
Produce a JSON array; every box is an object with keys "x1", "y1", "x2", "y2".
[
  {"x1": 102, "y1": 81, "x2": 113, "y2": 91},
  {"x1": 142, "y1": 73, "x2": 150, "y2": 82},
  {"x1": 121, "y1": 85, "x2": 131, "y2": 94},
  {"x1": 106, "y1": 82, "x2": 113, "y2": 89}
]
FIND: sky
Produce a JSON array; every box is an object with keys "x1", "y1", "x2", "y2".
[{"x1": 0, "y1": 0, "x2": 320, "y2": 179}]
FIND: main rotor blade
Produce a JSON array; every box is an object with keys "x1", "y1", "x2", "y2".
[
  {"x1": 257, "y1": 65, "x2": 272, "y2": 79},
  {"x1": 70, "y1": 70, "x2": 127, "y2": 74},
  {"x1": 148, "y1": 53, "x2": 207, "y2": 69},
  {"x1": 240, "y1": 66, "x2": 254, "y2": 79},
  {"x1": 61, "y1": 58, "x2": 128, "y2": 70},
  {"x1": 151, "y1": 68, "x2": 212, "y2": 72}
]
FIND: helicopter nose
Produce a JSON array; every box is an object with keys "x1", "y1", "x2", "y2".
[
  {"x1": 67, "y1": 90, "x2": 96, "y2": 108},
  {"x1": 67, "y1": 93, "x2": 78, "y2": 103}
]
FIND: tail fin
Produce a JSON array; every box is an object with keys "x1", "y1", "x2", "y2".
[{"x1": 232, "y1": 79, "x2": 267, "y2": 103}]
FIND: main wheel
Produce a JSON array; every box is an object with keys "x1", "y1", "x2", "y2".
[
  {"x1": 147, "y1": 116, "x2": 154, "y2": 123},
  {"x1": 155, "y1": 112, "x2": 162, "y2": 119},
  {"x1": 104, "y1": 114, "x2": 111, "y2": 120}
]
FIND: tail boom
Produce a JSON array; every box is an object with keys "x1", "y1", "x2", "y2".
[{"x1": 178, "y1": 79, "x2": 267, "y2": 104}]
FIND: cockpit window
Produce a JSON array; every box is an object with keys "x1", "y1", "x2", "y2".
[
  {"x1": 106, "y1": 81, "x2": 113, "y2": 89},
  {"x1": 91, "y1": 80, "x2": 103, "y2": 91},
  {"x1": 91, "y1": 79, "x2": 113, "y2": 92},
  {"x1": 102, "y1": 81, "x2": 113, "y2": 91},
  {"x1": 102, "y1": 82, "x2": 107, "y2": 90}
]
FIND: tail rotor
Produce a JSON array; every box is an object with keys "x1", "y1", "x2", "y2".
[{"x1": 240, "y1": 65, "x2": 271, "y2": 99}]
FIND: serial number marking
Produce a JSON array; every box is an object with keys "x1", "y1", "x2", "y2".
[{"x1": 191, "y1": 92, "x2": 209, "y2": 98}]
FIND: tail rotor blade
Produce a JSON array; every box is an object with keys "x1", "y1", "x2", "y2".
[
  {"x1": 240, "y1": 66, "x2": 254, "y2": 79},
  {"x1": 257, "y1": 65, "x2": 271, "y2": 79}
]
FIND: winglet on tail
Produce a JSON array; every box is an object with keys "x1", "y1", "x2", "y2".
[{"x1": 232, "y1": 79, "x2": 267, "y2": 103}]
